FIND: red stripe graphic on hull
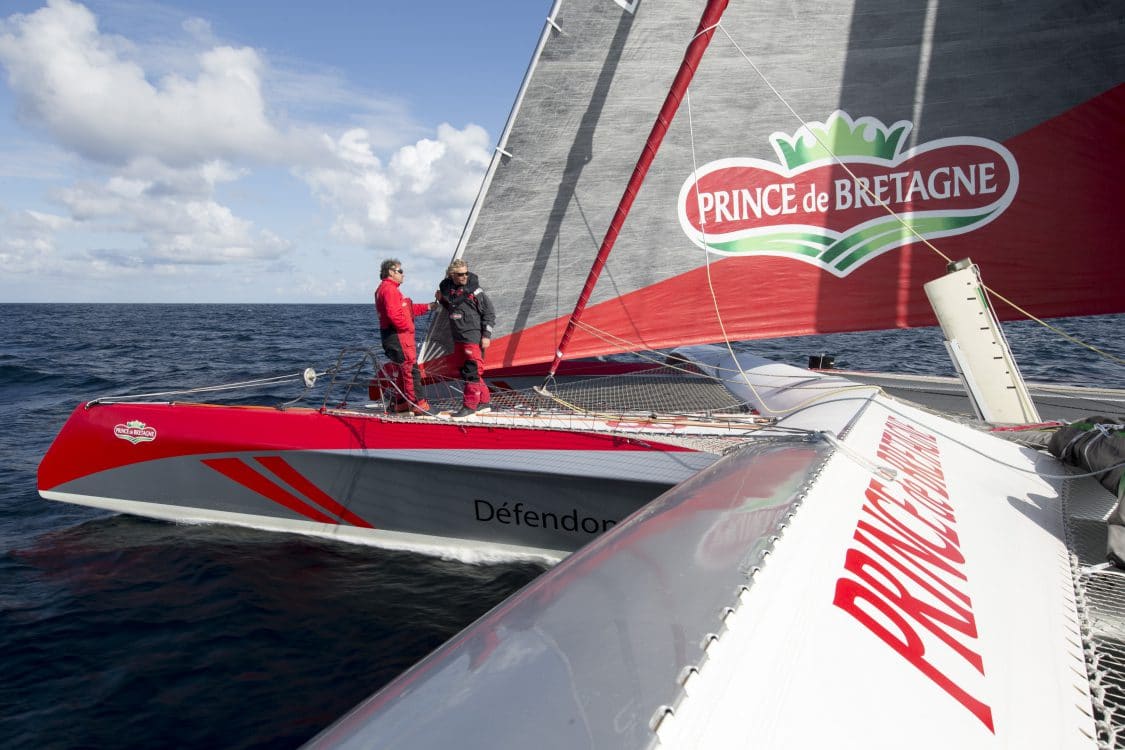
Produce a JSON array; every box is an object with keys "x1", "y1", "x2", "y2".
[
  {"x1": 202, "y1": 458, "x2": 339, "y2": 525},
  {"x1": 254, "y1": 455, "x2": 375, "y2": 529}
]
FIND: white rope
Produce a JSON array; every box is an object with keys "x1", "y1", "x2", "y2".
[
  {"x1": 684, "y1": 84, "x2": 880, "y2": 417},
  {"x1": 91, "y1": 370, "x2": 321, "y2": 404},
  {"x1": 819, "y1": 430, "x2": 899, "y2": 482}
]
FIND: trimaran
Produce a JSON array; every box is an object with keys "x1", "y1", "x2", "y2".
[{"x1": 39, "y1": 0, "x2": 1125, "y2": 746}]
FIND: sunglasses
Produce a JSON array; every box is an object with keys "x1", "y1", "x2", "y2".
[
  {"x1": 452, "y1": 271, "x2": 469, "y2": 277},
  {"x1": 390, "y1": 268, "x2": 404, "y2": 274}
]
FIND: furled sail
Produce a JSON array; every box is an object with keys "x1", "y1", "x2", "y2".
[{"x1": 431, "y1": 0, "x2": 1125, "y2": 372}]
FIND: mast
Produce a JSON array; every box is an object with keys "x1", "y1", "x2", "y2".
[{"x1": 546, "y1": 0, "x2": 730, "y2": 379}]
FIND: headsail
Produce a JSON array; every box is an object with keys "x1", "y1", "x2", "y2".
[{"x1": 437, "y1": 0, "x2": 1124, "y2": 371}]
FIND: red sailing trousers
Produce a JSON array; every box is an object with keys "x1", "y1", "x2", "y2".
[{"x1": 453, "y1": 343, "x2": 490, "y2": 409}]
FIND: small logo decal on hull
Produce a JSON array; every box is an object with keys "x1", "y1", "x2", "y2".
[{"x1": 114, "y1": 420, "x2": 157, "y2": 444}]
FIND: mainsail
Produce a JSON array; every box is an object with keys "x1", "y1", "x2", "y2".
[{"x1": 432, "y1": 0, "x2": 1125, "y2": 372}]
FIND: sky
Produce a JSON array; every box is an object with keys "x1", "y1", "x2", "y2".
[{"x1": 0, "y1": 0, "x2": 552, "y2": 303}]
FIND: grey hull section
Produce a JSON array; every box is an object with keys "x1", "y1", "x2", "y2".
[
  {"x1": 305, "y1": 438, "x2": 829, "y2": 748},
  {"x1": 47, "y1": 448, "x2": 718, "y2": 556}
]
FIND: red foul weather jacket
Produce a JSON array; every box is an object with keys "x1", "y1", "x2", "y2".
[{"x1": 375, "y1": 277, "x2": 430, "y2": 339}]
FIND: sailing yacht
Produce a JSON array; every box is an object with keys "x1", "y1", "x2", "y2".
[
  {"x1": 38, "y1": 0, "x2": 1124, "y2": 557},
  {"x1": 39, "y1": 0, "x2": 1125, "y2": 744}
]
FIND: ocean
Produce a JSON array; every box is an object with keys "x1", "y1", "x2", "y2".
[{"x1": 2, "y1": 303, "x2": 1121, "y2": 749}]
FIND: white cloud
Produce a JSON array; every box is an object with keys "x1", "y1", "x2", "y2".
[
  {"x1": 181, "y1": 17, "x2": 213, "y2": 43},
  {"x1": 302, "y1": 122, "x2": 490, "y2": 259},
  {"x1": 0, "y1": 207, "x2": 62, "y2": 273},
  {"x1": 392, "y1": 138, "x2": 447, "y2": 194},
  {"x1": 53, "y1": 166, "x2": 291, "y2": 265},
  {"x1": 0, "y1": 0, "x2": 289, "y2": 166},
  {"x1": 0, "y1": 0, "x2": 495, "y2": 299}
]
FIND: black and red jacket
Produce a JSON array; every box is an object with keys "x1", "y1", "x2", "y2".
[{"x1": 437, "y1": 272, "x2": 495, "y2": 345}]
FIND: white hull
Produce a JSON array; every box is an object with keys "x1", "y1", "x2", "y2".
[{"x1": 308, "y1": 355, "x2": 1120, "y2": 748}]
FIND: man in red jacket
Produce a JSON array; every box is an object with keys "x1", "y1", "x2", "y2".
[{"x1": 375, "y1": 259, "x2": 436, "y2": 415}]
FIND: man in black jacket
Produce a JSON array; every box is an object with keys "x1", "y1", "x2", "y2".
[{"x1": 436, "y1": 259, "x2": 496, "y2": 418}]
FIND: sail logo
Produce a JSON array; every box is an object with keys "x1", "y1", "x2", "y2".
[
  {"x1": 677, "y1": 111, "x2": 1018, "y2": 276},
  {"x1": 114, "y1": 420, "x2": 157, "y2": 445}
]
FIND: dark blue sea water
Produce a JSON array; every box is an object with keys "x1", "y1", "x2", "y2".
[{"x1": 1, "y1": 304, "x2": 1122, "y2": 749}]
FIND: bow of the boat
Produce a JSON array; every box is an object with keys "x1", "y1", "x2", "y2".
[{"x1": 37, "y1": 400, "x2": 723, "y2": 558}]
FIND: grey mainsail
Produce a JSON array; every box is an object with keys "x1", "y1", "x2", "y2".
[{"x1": 426, "y1": 0, "x2": 1124, "y2": 372}]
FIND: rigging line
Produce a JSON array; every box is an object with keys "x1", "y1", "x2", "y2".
[
  {"x1": 818, "y1": 404, "x2": 1125, "y2": 482},
  {"x1": 91, "y1": 371, "x2": 322, "y2": 404},
  {"x1": 716, "y1": 22, "x2": 955, "y2": 265},
  {"x1": 686, "y1": 82, "x2": 872, "y2": 416},
  {"x1": 688, "y1": 84, "x2": 783, "y2": 415},
  {"x1": 546, "y1": 0, "x2": 731, "y2": 381},
  {"x1": 686, "y1": 86, "x2": 752, "y2": 393},
  {"x1": 565, "y1": 317, "x2": 748, "y2": 380},
  {"x1": 982, "y1": 288, "x2": 1125, "y2": 366},
  {"x1": 714, "y1": 23, "x2": 1123, "y2": 371},
  {"x1": 818, "y1": 430, "x2": 899, "y2": 482},
  {"x1": 559, "y1": 316, "x2": 710, "y2": 377},
  {"x1": 692, "y1": 22, "x2": 722, "y2": 41}
]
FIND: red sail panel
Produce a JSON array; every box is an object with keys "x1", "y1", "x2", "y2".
[{"x1": 480, "y1": 85, "x2": 1125, "y2": 370}]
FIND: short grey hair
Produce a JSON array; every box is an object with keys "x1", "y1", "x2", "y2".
[
  {"x1": 447, "y1": 258, "x2": 468, "y2": 276},
  {"x1": 380, "y1": 258, "x2": 402, "y2": 279}
]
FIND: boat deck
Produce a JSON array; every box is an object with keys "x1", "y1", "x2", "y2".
[{"x1": 833, "y1": 369, "x2": 1125, "y2": 423}]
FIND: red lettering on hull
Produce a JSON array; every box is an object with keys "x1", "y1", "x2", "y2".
[{"x1": 834, "y1": 416, "x2": 994, "y2": 732}]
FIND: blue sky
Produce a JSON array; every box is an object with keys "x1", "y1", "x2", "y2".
[{"x1": 0, "y1": 0, "x2": 551, "y2": 302}]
